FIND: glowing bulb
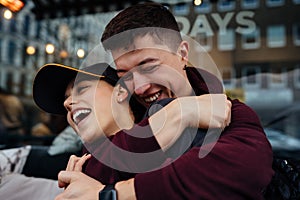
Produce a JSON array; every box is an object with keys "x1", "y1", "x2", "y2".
[
  {"x1": 77, "y1": 48, "x2": 85, "y2": 58},
  {"x1": 59, "y1": 50, "x2": 68, "y2": 59},
  {"x1": 45, "y1": 44, "x2": 55, "y2": 54},
  {"x1": 194, "y1": 0, "x2": 202, "y2": 6},
  {"x1": 26, "y1": 46, "x2": 36, "y2": 55},
  {"x1": 3, "y1": 9, "x2": 12, "y2": 19}
]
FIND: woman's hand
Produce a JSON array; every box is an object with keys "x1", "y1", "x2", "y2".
[
  {"x1": 58, "y1": 153, "x2": 91, "y2": 188},
  {"x1": 56, "y1": 171, "x2": 104, "y2": 200},
  {"x1": 66, "y1": 153, "x2": 91, "y2": 172}
]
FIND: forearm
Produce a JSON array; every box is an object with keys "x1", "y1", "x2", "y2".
[
  {"x1": 148, "y1": 99, "x2": 187, "y2": 151},
  {"x1": 148, "y1": 95, "x2": 229, "y2": 151},
  {"x1": 115, "y1": 178, "x2": 136, "y2": 200}
]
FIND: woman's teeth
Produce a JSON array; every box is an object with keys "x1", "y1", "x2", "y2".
[{"x1": 73, "y1": 109, "x2": 91, "y2": 124}]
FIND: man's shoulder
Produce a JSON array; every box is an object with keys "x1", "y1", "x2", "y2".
[
  {"x1": 185, "y1": 66, "x2": 224, "y2": 95},
  {"x1": 230, "y1": 98, "x2": 257, "y2": 114},
  {"x1": 227, "y1": 98, "x2": 264, "y2": 133}
]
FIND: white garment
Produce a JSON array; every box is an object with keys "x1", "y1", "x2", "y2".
[
  {"x1": 48, "y1": 126, "x2": 82, "y2": 156},
  {"x1": 0, "y1": 173, "x2": 63, "y2": 200},
  {"x1": 0, "y1": 146, "x2": 31, "y2": 176}
]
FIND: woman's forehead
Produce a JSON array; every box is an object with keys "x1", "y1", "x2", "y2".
[{"x1": 74, "y1": 74, "x2": 100, "y2": 85}]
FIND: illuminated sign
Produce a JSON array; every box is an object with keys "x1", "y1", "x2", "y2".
[
  {"x1": 176, "y1": 11, "x2": 256, "y2": 36},
  {"x1": 0, "y1": 0, "x2": 24, "y2": 12}
]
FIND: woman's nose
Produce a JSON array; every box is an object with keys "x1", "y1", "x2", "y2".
[{"x1": 64, "y1": 96, "x2": 75, "y2": 112}]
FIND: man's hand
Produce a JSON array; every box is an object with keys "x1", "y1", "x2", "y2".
[{"x1": 55, "y1": 171, "x2": 104, "y2": 200}]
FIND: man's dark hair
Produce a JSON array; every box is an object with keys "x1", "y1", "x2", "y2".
[{"x1": 101, "y1": 2, "x2": 182, "y2": 51}]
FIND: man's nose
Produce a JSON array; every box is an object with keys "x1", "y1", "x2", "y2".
[
  {"x1": 135, "y1": 84, "x2": 151, "y2": 95},
  {"x1": 132, "y1": 72, "x2": 151, "y2": 95}
]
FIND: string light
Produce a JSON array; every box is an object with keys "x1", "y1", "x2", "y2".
[
  {"x1": 26, "y1": 46, "x2": 36, "y2": 55},
  {"x1": 3, "y1": 9, "x2": 12, "y2": 19},
  {"x1": 77, "y1": 48, "x2": 85, "y2": 58},
  {"x1": 194, "y1": 0, "x2": 202, "y2": 6},
  {"x1": 45, "y1": 43, "x2": 55, "y2": 54}
]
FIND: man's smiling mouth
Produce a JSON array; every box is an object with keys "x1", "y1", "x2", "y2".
[
  {"x1": 72, "y1": 109, "x2": 91, "y2": 125},
  {"x1": 143, "y1": 91, "x2": 161, "y2": 103}
]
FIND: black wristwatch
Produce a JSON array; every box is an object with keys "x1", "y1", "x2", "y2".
[{"x1": 99, "y1": 184, "x2": 117, "y2": 200}]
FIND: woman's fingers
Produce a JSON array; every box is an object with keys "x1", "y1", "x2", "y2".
[
  {"x1": 74, "y1": 154, "x2": 92, "y2": 171},
  {"x1": 66, "y1": 154, "x2": 91, "y2": 172},
  {"x1": 66, "y1": 155, "x2": 80, "y2": 171}
]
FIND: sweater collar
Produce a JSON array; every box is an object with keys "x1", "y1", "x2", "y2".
[{"x1": 184, "y1": 66, "x2": 224, "y2": 95}]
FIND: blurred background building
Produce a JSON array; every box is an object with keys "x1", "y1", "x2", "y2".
[{"x1": 0, "y1": 0, "x2": 300, "y2": 137}]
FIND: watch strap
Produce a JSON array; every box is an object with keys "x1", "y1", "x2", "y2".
[{"x1": 99, "y1": 184, "x2": 117, "y2": 200}]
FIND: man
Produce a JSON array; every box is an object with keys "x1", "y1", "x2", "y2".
[{"x1": 56, "y1": 2, "x2": 274, "y2": 200}]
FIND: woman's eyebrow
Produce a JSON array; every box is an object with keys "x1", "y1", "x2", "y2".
[
  {"x1": 116, "y1": 69, "x2": 128, "y2": 73},
  {"x1": 64, "y1": 95, "x2": 68, "y2": 100}
]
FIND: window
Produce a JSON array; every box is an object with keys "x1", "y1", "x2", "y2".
[
  {"x1": 6, "y1": 73, "x2": 13, "y2": 92},
  {"x1": 173, "y1": 3, "x2": 189, "y2": 16},
  {"x1": 23, "y1": 15, "x2": 30, "y2": 36},
  {"x1": 0, "y1": 71, "x2": 3, "y2": 88},
  {"x1": 241, "y1": 28, "x2": 261, "y2": 49},
  {"x1": 241, "y1": 66, "x2": 261, "y2": 88},
  {"x1": 218, "y1": 29, "x2": 235, "y2": 51},
  {"x1": 267, "y1": 25, "x2": 286, "y2": 48},
  {"x1": 217, "y1": 0, "x2": 236, "y2": 12},
  {"x1": 35, "y1": 21, "x2": 41, "y2": 38},
  {"x1": 293, "y1": 0, "x2": 300, "y2": 4},
  {"x1": 0, "y1": 16, "x2": 2, "y2": 31},
  {"x1": 8, "y1": 41, "x2": 16, "y2": 64},
  {"x1": 19, "y1": 74, "x2": 26, "y2": 96},
  {"x1": 194, "y1": 0, "x2": 212, "y2": 13},
  {"x1": 266, "y1": 0, "x2": 285, "y2": 7},
  {"x1": 195, "y1": 32, "x2": 212, "y2": 51},
  {"x1": 268, "y1": 67, "x2": 287, "y2": 88},
  {"x1": 294, "y1": 66, "x2": 300, "y2": 89},
  {"x1": 241, "y1": 0, "x2": 260, "y2": 9},
  {"x1": 293, "y1": 23, "x2": 300, "y2": 46},
  {"x1": 9, "y1": 18, "x2": 17, "y2": 33},
  {"x1": 0, "y1": 39, "x2": 2, "y2": 62},
  {"x1": 222, "y1": 67, "x2": 236, "y2": 89}
]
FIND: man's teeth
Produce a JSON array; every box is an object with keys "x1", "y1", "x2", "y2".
[
  {"x1": 73, "y1": 109, "x2": 90, "y2": 124},
  {"x1": 144, "y1": 92, "x2": 160, "y2": 103}
]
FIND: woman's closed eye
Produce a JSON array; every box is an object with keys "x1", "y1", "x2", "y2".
[
  {"x1": 75, "y1": 81, "x2": 91, "y2": 94},
  {"x1": 77, "y1": 85, "x2": 89, "y2": 94}
]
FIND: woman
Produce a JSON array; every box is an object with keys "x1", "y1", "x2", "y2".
[{"x1": 32, "y1": 62, "x2": 231, "y2": 187}]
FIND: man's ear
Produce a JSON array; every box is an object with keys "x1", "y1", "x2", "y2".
[
  {"x1": 177, "y1": 41, "x2": 189, "y2": 62},
  {"x1": 116, "y1": 84, "x2": 128, "y2": 103}
]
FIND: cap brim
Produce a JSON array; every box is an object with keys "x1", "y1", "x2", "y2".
[{"x1": 33, "y1": 63, "x2": 117, "y2": 115}]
